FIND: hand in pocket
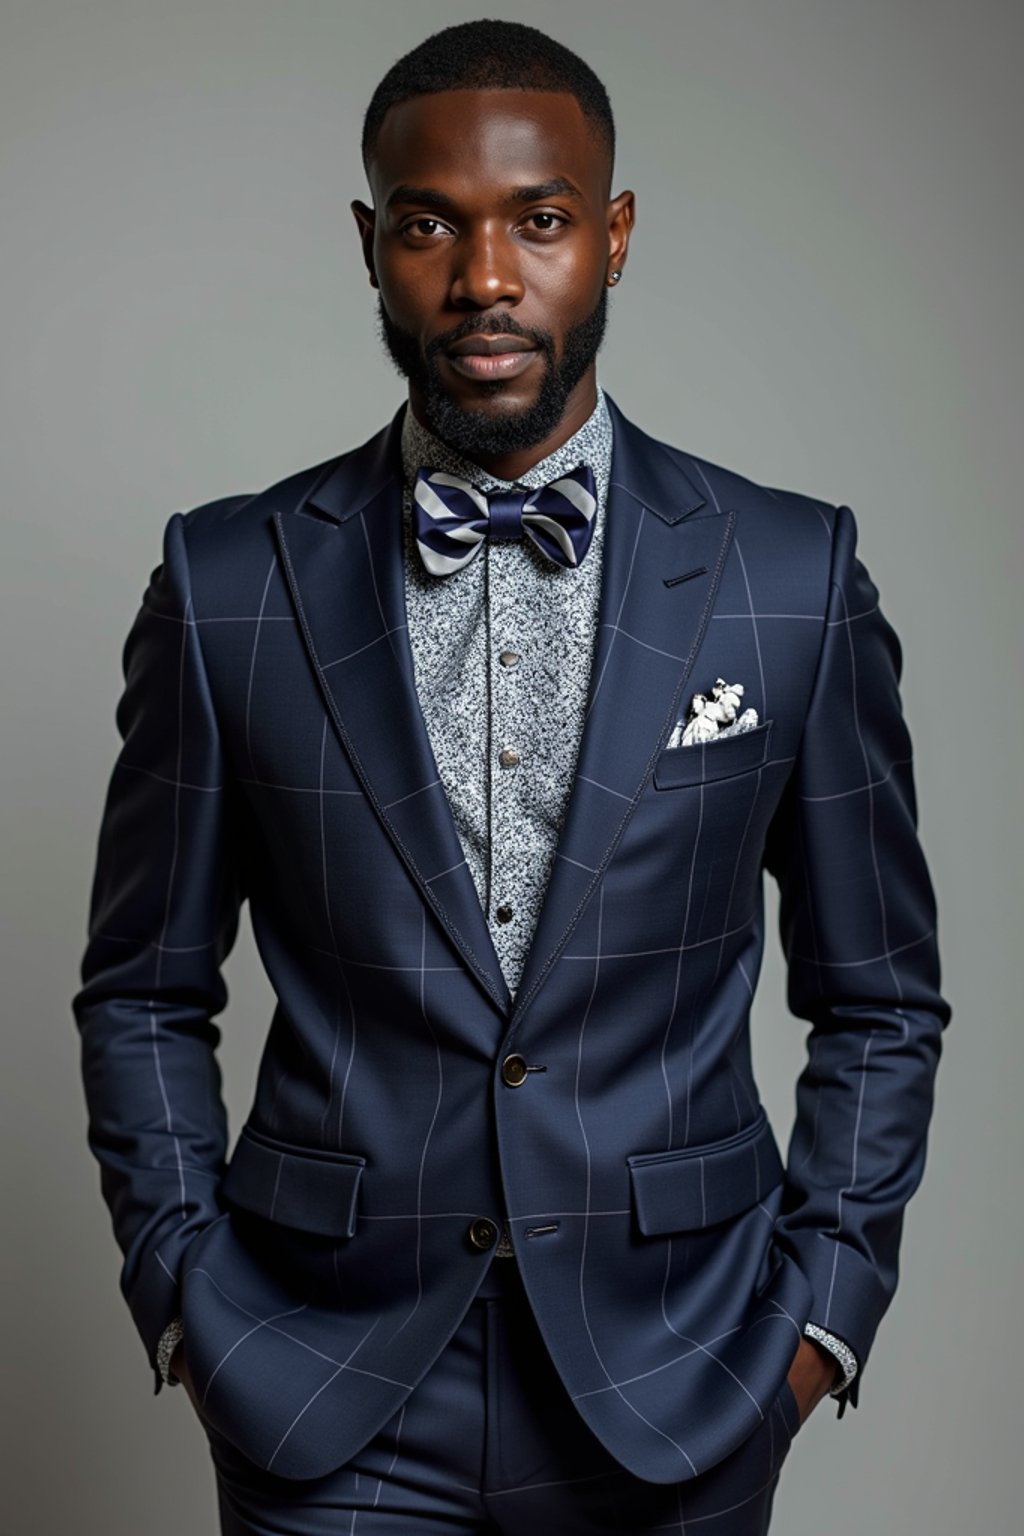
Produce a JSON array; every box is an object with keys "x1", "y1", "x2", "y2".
[{"x1": 170, "y1": 1340, "x2": 204, "y2": 1419}]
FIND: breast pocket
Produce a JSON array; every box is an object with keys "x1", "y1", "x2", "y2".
[{"x1": 653, "y1": 720, "x2": 773, "y2": 791}]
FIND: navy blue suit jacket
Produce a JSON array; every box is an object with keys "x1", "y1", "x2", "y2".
[{"x1": 74, "y1": 395, "x2": 949, "y2": 1483}]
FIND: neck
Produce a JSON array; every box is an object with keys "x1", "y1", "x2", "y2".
[{"x1": 408, "y1": 373, "x2": 598, "y2": 481}]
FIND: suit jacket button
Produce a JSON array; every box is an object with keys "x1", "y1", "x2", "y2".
[
  {"x1": 468, "y1": 1218, "x2": 499, "y2": 1251},
  {"x1": 501, "y1": 1054, "x2": 528, "y2": 1087}
]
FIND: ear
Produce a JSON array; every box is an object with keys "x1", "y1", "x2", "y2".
[
  {"x1": 350, "y1": 200, "x2": 379, "y2": 289},
  {"x1": 606, "y1": 189, "x2": 635, "y2": 283}
]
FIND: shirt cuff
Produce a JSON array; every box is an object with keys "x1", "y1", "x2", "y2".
[
  {"x1": 155, "y1": 1316, "x2": 185, "y2": 1387},
  {"x1": 803, "y1": 1321, "x2": 859, "y2": 1396}
]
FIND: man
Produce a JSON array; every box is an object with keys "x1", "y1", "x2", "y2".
[{"x1": 73, "y1": 19, "x2": 949, "y2": 1535}]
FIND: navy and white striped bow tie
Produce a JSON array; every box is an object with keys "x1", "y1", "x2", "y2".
[{"x1": 412, "y1": 463, "x2": 597, "y2": 577}]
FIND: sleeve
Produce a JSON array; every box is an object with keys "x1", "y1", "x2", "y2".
[
  {"x1": 72, "y1": 510, "x2": 244, "y2": 1394},
  {"x1": 764, "y1": 503, "x2": 951, "y2": 1415}
]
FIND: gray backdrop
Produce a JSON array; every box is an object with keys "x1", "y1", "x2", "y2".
[{"x1": 2, "y1": 2, "x2": 1021, "y2": 1531}]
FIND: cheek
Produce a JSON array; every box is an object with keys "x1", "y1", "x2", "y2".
[
  {"x1": 529, "y1": 236, "x2": 606, "y2": 314},
  {"x1": 375, "y1": 249, "x2": 448, "y2": 327}
]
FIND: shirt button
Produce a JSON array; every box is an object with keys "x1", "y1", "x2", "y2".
[
  {"x1": 495, "y1": 904, "x2": 514, "y2": 923},
  {"x1": 499, "y1": 650, "x2": 521, "y2": 667},
  {"x1": 498, "y1": 748, "x2": 520, "y2": 768},
  {"x1": 501, "y1": 1054, "x2": 528, "y2": 1086},
  {"x1": 468, "y1": 1217, "x2": 499, "y2": 1250}
]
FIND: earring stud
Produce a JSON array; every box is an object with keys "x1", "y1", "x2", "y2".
[{"x1": 609, "y1": 269, "x2": 622, "y2": 284}]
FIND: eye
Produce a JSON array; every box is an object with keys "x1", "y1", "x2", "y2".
[
  {"x1": 401, "y1": 217, "x2": 451, "y2": 241},
  {"x1": 522, "y1": 211, "x2": 568, "y2": 235}
]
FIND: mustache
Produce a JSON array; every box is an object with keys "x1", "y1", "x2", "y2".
[{"x1": 425, "y1": 314, "x2": 554, "y2": 360}]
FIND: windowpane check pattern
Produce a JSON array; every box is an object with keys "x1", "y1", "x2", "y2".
[{"x1": 73, "y1": 394, "x2": 948, "y2": 1486}]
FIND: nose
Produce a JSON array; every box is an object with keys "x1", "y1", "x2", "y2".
[{"x1": 449, "y1": 223, "x2": 524, "y2": 310}]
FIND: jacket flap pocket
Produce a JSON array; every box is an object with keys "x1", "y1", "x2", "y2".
[
  {"x1": 221, "y1": 1124, "x2": 366, "y2": 1238},
  {"x1": 627, "y1": 1109, "x2": 783, "y2": 1235},
  {"x1": 653, "y1": 721, "x2": 773, "y2": 790}
]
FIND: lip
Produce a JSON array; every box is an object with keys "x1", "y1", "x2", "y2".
[
  {"x1": 446, "y1": 335, "x2": 536, "y2": 357},
  {"x1": 443, "y1": 337, "x2": 539, "y2": 381}
]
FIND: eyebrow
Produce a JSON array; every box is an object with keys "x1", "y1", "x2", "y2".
[
  {"x1": 513, "y1": 178, "x2": 584, "y2": 203},
  {"x1": 384, "y1": 177, "x2": 584, "y2": 212}
]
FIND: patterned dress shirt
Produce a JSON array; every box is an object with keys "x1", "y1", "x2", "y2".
[
  {"x1": 156, "y1": 386, "x2": 857, "y2": 1404},
  {"x1": 401, "y1": 390, "x2": 613, "y2": 997}
]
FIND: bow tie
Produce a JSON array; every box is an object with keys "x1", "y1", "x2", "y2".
[{"x1": 412, "y1": 464, "x2": 597, "y2": 577}]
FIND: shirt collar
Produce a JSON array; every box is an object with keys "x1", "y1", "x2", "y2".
[{"x1": 400, "y1": 384, "x2": 612, "y2": 494}]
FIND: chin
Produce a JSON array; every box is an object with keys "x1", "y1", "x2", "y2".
[
  {"x1": 448, "y1": 384, "x2": 538, "y2": 414},
  {"x1": 423, "y1": 389, "x2": 560, "y2": 457}
]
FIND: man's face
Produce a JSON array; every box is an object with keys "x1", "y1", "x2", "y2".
[{"x1": 353, "y1": 89, "x2": 634, "y2": 459}]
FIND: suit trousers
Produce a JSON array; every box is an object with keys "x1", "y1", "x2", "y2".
[{"x1": 201, "y1": 1254, "x2": 803, "y2": 1535}]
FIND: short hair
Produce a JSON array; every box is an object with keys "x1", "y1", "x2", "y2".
[{"x1": 361, "y1": 19, "x2": 615, "y2": 184}]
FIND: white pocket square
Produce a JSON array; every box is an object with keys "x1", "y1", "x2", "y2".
[{"x1": 666, "y1": 678, "x2": 759, "y2": 749}]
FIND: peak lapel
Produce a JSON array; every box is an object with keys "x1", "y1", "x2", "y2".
[
  {"x1": 509, "y1": 398, "x2": 736, "y2": 1027},
  {"x1": 273, "y1": 410, "x2": 512, "y2": 1018}
]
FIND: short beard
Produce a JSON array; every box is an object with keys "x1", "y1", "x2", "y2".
[{"x1": 375, "y1": 290, "x2": 608, "y2": 459}]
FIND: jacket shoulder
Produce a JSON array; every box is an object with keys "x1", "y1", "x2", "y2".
[
  {"x1": 665, "y1": 436, "x2": 843, "y2": 536},
  {"x1": 609, "y1": 398, "x2": 843, "y2": 544},
  {"x1": 624, "y1": 414, "x2": 847, "y2": 619},
  {"x1": 158, "y1": 453, "x2": 349, "y2": 625},
  {"x1": 178, "y1": 453, "x2": 343, "y2": 541},
  {"x1": 175, "y1": 407, "x2": 401, "y2": 567}
]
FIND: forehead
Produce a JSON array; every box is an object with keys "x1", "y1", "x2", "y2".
[{"x1": 369, "y1": 88, "x2": 607, "y2": 205}]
